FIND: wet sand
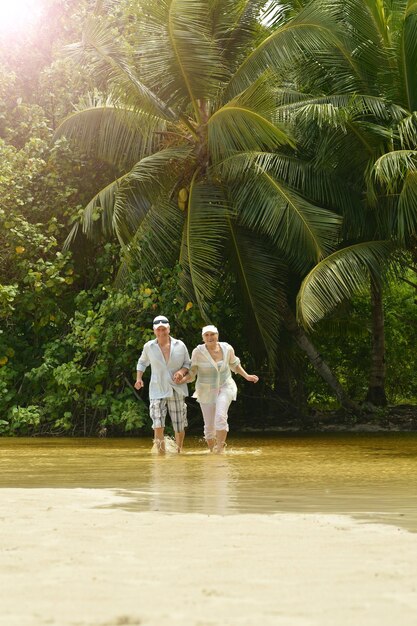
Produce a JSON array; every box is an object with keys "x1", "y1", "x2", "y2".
[{"x1": 1, "y1": 488, "x2": 417, "y2": 626}]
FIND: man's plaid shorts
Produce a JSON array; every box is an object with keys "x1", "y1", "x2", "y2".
[{"x1": 149, "y1": 390, "x2": 187, "y2": 432}]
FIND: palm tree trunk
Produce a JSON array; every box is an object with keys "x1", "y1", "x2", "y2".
[
  {"x1": 365, "y1": 278, "x2": 387, "y2": 406},
  {"x1": 282, "y1": 303, "x2": 360, "y2": 412}
]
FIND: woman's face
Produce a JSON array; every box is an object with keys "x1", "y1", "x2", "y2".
[{"x1": 203, "y1": 331, "x2": 219, "y2": 346}]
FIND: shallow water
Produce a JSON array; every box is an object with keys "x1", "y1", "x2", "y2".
[{"x1": 1, "y1": 434, "x2": 417, "y2": 531}]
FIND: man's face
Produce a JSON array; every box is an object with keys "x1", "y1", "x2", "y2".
[{"x1": 154, "y1": 324, "x2": 170, "y2": 339}]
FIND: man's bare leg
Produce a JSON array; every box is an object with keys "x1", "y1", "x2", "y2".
[
  {"x1": 154, "y1": 427, "x2": 166, "y2": 454},
  {"x1": 175, "y1": 430, "x2": 185, "y2": 453}
]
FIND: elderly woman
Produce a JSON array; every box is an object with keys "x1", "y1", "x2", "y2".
[{"x1": 180, "y1": 325, "x2": 259, "y2": 453}]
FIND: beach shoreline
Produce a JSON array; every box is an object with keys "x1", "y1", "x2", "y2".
[{"x1": 1, "y1": 488, "x2": 416, "y2": 626}]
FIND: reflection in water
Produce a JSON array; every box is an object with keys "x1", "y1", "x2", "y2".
[
  {"x1": 0, "y1": 434, "x2": 417, "y2": 531},
  {"x1": 119, "y1": 454, "x2": 235, "y2": 514}
]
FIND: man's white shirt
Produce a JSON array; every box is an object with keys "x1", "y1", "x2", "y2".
[{"x1": 136, "y1": 337, "x2": 191, "y2": 399}]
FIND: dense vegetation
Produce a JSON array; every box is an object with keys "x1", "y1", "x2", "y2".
[{"x1": 2, "y1": 0, "x2": 417, "y2": 436}]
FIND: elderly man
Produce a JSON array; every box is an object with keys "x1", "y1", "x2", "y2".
[{"x1": 134, "y1": 315, "x2": 191, "y2": 453}]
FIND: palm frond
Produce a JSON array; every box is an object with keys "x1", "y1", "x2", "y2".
[
  {"x1": 260, "y1": 1, "x2": 296, "y2": 28},
  {"x1": 275, "y1": 96, "x2": 403, "y2": 166},
  {"x1": 65, "y1": 17, "x2": 177, "y2": 120},
  {"x1": 398, "y1": 111, "x2": 417, "y2": 147},
  {"x1": 216, "y1": 150, "x2": 357, "y2": 226},
  {"x1": 121, "y1": 197, "x2": 184, "y2": 281},
  {"x1": 123, "y1": 145, "x2": 194, "y2": 187},
  {"x1": 135, "y1": 0, "x2": 228, "y2": 117},
  {"x1": 275, "y1": 92, "x2": 406, "y2": 125},
  {"x1": 224, "y1": 3, "x2": 366, "y2": 100},
  {"x1": 113, "y1": 258, "x2": 131, "y2": 290},
  {"x1": 397, "y1": 170, "x2": 417, "y2": 239},
  {"x1": 327, "y1": 0, "x2": 393, "y2": 88},
  {"x1": 180, "y1": 176, "x2": 229, "y2": 316},
  {"x1": 336, "y1": 0, "x2": 391, "y2": 46},
  {"x1": 231, "y1": 163, "x2": 342, "y2": 270},
  {"x1": 63, "y1": 221, "x2": 80, "y2": 252},
  {"x1": 211, "y1": 0, "x2": 267, "y2": 71},
  {"x1": 68, "y1": 146, "x2": 193, "y2": 246},
  {"x1": 398, "y1": 0, "x2": 417, "y2": 111},
  {"x1": 297, "y1": 241, "x2": 393, "y2": 328},
  {"x1": 289, "y1": 102, "x2": 350, "y2": 131},
  {"x1": 112, "y1": 146, "x2": 194, "y2": 244},
  {"x1": 77, "y1": 176, "x2": 125, "y2": 243},
  {"x1": 208, "y1": 75, "x2": 294, "y2": 162},
  {"x1": 111, "y1": 184, "x2": 151, "y2": 247},
  {"x1": 371, "y1": 149, "x2": 417, "y2": 192},
  {"x1": 226, "y1": 220, "x2": 286, "y2": 365},
  {"x1": 54, "y1": 98, "x2": 166, "y2": 169},
  {"x1": 287, "y1": 0, "x2": 394, "y2": 96}
]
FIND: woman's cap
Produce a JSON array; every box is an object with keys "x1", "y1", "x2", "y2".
[
  {"x1": 153, "y1": 315, "x2": 170, "y2": 328},
  {"x1": 202, "y1": 325, "x2": 218, "y2": 335}
]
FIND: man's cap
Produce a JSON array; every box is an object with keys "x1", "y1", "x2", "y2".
[
  {"x1": 153, "y1": 315, "x2": 170, "y2": 328},
  {"x1": 202, "y1": 325, "x2": 218, "y2": 335}
]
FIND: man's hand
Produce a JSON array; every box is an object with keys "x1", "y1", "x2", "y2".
[
  {"x1": 172, "y1": 371, "x2": 184, "y2": 384},
  {"x1": 134, "y1": 380, "x2": 144, "y2": 390}
]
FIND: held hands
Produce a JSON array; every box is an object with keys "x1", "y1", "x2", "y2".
[
  {"x1": 135, "y1": 373, "x2": 185, "y2": 388},
  {"x1": 246, "y1": 374, "x2": 259, "y2": 383},
  {"x1": 172, "y1": 371, "x2": 185, "y2": 384}
]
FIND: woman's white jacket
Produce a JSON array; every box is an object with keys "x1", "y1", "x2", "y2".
[{"x1": 188, "y1": 342, "x2": 241, "y2": 404}]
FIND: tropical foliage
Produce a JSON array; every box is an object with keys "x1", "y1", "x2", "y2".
[
  {"x1": 3, "y1": 0, "x2": 417, "y2": 433},
  {"x1": 55, "y1": 0, "x2": 351, "y2": 369},
  {"x1": 285, "y1": 0, "x2": 417, "y2": 405}
]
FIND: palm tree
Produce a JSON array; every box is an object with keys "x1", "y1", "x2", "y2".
[
  {"x1": 56, "y1": 0, "x2": 366, "y2": 405},
  {"x1": 260, "y1": 0, "x2": 417, "y2": 406}
]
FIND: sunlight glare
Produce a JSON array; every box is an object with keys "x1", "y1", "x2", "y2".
[{"x1": 0, "y1": 0, "x2": 42, "y2": 34}]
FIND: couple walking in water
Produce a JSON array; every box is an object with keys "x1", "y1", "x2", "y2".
[{"x1": 134, "y1": 315, "x2": 259, "y2": 454}]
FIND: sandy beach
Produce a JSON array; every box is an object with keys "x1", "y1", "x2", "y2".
[{"x1": 0, "y1": 488, "x2": 416, "y2": 626}]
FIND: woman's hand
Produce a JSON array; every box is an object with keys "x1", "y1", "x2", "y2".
[{"x1": 246, "y1": 374, "x2": 259, "y2": 383}]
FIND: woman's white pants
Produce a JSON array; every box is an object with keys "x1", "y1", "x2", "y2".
[{"x1": 199, "y1": 387, "x2": 233, "y2": 440}]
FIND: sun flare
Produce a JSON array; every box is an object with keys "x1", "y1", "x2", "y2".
[{"x1": 0, "y1": 0, "x2": 42, "y2": 34}]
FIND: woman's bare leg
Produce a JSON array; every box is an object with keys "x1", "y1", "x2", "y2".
[
  {"x1": 214, "y1": 390, "x2": 231, "y2": 453},
  {"x1": 200, "y1": 403, "x2": 216, "y2": 451},
  {"x1": 215, "y1": 429, "x2": 227, "y2": 453},
  {"x1": 206, "y1": 438, "x2": 216, "y2": 451}
]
